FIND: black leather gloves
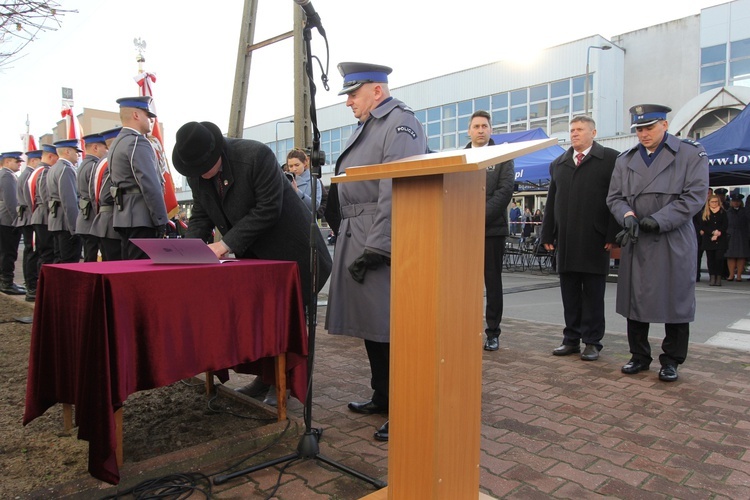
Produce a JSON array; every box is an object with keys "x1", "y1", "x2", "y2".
[
  {"x1": 615, "y1": 214, "x2": 639, "y2": 246},
  {"x1": 639, "y1": 216, "x2": 660, "y2": 234},
  {"x1": 348, "y1": 249, "x2": 391, "y2": 283}
]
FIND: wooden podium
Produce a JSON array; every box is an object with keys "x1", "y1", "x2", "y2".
[{"x1": 332, "y1": 139, "x2": 556, "y2": 499}]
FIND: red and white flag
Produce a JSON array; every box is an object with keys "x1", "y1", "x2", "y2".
[
  {"x1": 61, "y1": 106, "x2": 85, "y2": 157},
  {"x1": 135, "y1": 71, "x2": 179, "y2": 218}
]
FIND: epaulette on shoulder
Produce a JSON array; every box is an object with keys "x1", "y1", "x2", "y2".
[
  {"x1": 682, "y1": 138, "x2": 701, "y2": 148},
  {"x1": 617, "y1": 145, "x2": 638, "y2": 157}
]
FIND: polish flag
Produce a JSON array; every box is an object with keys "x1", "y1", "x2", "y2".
[
  {"x1": 61, "y1": 106, "x2": 85, "y2": 158},
  {"x1": 135, "y1": 71, "x2": 179, "y2": 218}
]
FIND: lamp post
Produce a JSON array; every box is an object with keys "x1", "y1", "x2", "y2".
[
  {"x1": 584, "y1": 44, "x2": 611, "y2": 117},
  {"x1": 275, "y1": 119, "x2": 294, "y2": 163}
]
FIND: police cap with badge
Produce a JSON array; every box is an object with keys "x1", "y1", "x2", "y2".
[
  {"x1": 629, "y1": 104, "x2": 671, "y2": 129},
  {"x1": 82, "y1": 133, "x2": 106, "y2": 146},
  {"x1": 25, "y1": 149, "x2": 43, "y2": 159},
  {"x1": 116, "y1": 96, "x2": 157, "y2": 118},
  {"x1": 53, "y1": 139, "x2": 83, "y2": 153},
  {"x1": 41, "y1": 144, "x2": 57, "y2": 155},
  {"x1": 337, "y1": 62, "x2": 392, "y2": 96},
  {"x1": 1, "y1": 151, "x2": 23, "y2": 162}
]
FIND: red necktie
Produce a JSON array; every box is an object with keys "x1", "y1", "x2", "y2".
[{"x1": 576, "y1": 153, "x2": 584, "y2": 166}]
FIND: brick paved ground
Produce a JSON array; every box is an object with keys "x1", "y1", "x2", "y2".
[{"x1": 34, "y1": 309, "x2": 750, "y2": 499}]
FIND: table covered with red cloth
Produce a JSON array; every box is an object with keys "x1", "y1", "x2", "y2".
[{"x1": 23, "y1": 259, "x2": 308, "y2": 484}]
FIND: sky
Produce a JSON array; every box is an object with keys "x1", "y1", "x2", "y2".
[{"x1": 0, "y1": 0, "x2": 727, "y2": 183}]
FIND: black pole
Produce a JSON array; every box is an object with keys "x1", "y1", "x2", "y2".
[{"x1": 214, "y1": 16, "x2": 385, "y2": 491}]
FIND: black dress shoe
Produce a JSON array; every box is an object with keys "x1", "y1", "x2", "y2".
[
  {"x1": 552, "y1": 344, "x2": 581, "y2": 356},
  {"x1": 484, "y1": 335, "x2": 499, "y2": 351},
  {"x1": 658, "y1": 364, "x2": 678, "y2": 382},
  {"x1": 621, "y1": 360, "x2": 650, "y2": 374},
  {"x1": 581, "y1": 344, "x2": 600, "y2": 361},
  {"x1": 0, "y1": 283, "x2": 26, "y2": 295},
  {"x1": 348, "y1": 400, "x2": 388, "y2": 415},
  {"x1": 374, "y1": 421, "x2": 388, "y2": 442}
]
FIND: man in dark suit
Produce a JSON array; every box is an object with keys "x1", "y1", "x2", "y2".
[
  {"x1": 463, "y1": 110, "x2": 515, "y2": 351},
  {"x1": 542, "y1": 115, "x2": 620, "y2": 361},
  {"x1": 172, "y1": 121, "x2": 333, "y2": 399}
]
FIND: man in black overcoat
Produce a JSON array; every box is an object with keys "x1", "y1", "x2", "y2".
[{"x1": 542, "y1": 115, "x2": 620, "y2": 361}]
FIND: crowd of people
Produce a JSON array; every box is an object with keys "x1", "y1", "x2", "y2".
[{"x1": 0, "y1": 59, "x2": 733, "y2": 445}]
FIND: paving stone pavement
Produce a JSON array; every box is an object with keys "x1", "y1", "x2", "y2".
[{"x1": 24, "y1": 302, "x2": 750, "y2": 499}]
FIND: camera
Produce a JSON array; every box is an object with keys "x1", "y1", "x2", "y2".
[{"x1": 285, "y1": 172, "x2": 296, "y2": 183}]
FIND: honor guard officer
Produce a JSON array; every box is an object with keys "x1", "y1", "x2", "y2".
[
  {"x1": 16, "y1": 149, "x2": 41, "y2": 299},
  {"x1": 324, "y1": 62, "x2": 427, "y2": 442},
  {"x1": 75, "y1": 133, "x2": 108, "y2": 262},
  {"x1": 0, "y1": 152, "x2": 26, "y2": 294},
  {"x1": 29, "y1": 143, "x2": 59, "y2": 293},
  {"x1": 47, "y1": 139, "x2": 83, "y2": 263},
  {"x1": 607, "y1": 104, "x2": 708, "y2": 382},
  {"x1": 109, "y1": 96, "x2": 168, "y2": 260},
  {"x1": 89, "y1": 126, "x2": 123, "y2": 261}
]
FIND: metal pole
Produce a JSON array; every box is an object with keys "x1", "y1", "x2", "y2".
[{"x1": 584, "y1": 44, "x2": 611, "y2": 117}]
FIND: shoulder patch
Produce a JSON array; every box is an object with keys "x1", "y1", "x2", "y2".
[
  {"x1": 396, "y1": 125, "x2": 418, "y2": 139},
  {"x1": 699, "y1": 151, "x2": 707, "y2": 157},
  {"x1": 682, "y1": 138, "x2": 701, "y2": 147}
]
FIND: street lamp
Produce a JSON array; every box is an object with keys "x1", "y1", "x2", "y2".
[
  {"x1": 584, "y1": 44, "x2": 611, "y2": 117},
  {"x1": 275, "y1": 119, "x2": 294, "y2": 163}
]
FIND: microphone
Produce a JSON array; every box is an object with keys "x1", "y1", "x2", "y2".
[{"x1": 293, "y1": 0, "x2": 326, "y2": 36}]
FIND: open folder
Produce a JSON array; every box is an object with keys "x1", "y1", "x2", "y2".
[{"x1": 130, "y1": 238, "x2": 236, "y2": 264}]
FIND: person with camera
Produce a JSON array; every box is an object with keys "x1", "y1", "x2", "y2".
[{"x1": 286, "y1": 148, "x2": 323, "y2": 213}]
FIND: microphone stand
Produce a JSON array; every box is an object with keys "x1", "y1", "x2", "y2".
[{"x1": 214, "y1": 19, "x2": 386, "y2": 491}]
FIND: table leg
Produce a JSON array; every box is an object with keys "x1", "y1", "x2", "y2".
[
  {"x1": 115, "y1": 408, "x2": 123, "y2": 467},
  {"x1": 62, "y1": 403, "x2": 73, "y2": 432},
  {"x1": 274, "y1": 355, "x2": 287, "y2": 421},
  {"x1": 205, "y1": 371, "x2": 215, "y2": 395}
]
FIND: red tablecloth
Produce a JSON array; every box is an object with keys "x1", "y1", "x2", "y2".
[{"x1": 23, "y1": 259, "x2": 308, "y2": 484}]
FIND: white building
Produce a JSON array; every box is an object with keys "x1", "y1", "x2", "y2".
[{"x1": 245, "y1": 0, "x2": 750, "y2": 183}]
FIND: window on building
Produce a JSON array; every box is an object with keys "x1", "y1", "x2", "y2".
[
  {"x1": 550, "y1": 116, "x2": 569, "y2": 135},
  {"x1": 492, "y1": 92, "x2": 508, "y2": 109},
  {"x1": 730, "y1": 38, "x2": 750, "y2": 87},
  {"x1": 530, "y1": 102, "x2": 548, "y2": 119},
  {"x1": 442, "y1": 103, "x2": 456, "y2": 119},
  {"x1": 458, "y1": 100, "x2": 473, "y2": 116},
  {"x1": 701, "y1": 43, "x2": 728, "y2": 92},
  {"x1": 550, "y1": 97, "x2": 570, "y2": 116},
  {"x1": 510, "y1": 89, "x2": 527, "y2": 106},
  {"x1": 492, "y1": 109, "x2": 508, "y2": 127},
  {"x1": 530, "y1": 84, "x2": 548, "y2": 102},
  {"x1": 427, "y1": 107, "x2": 440, "y2": 122},
  {"x1": 474, "y1": 96, "x2": 490, "y2": 112},
  {"x1": 550, "y1": 80, "x2": 569, "y2": 99}
]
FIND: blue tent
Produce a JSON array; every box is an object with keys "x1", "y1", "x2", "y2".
[
  {"x1": 698, "y1": 105, "x2": 750, "y2": 185},
  {"x1": 491, "y1": 128, "x2": 566, "y2": 190}
]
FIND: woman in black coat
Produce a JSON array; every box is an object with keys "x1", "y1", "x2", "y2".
[{"x1": 700, "y1": 194, "x2": 728, "y2": 286}]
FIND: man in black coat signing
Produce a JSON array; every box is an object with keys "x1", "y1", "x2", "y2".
[
  {"x1": 542, "y1": 115, "x2": 620, "y2": 361},
  {"x1": 172, "y1": 121, "x2": 333, "y2": 397}
]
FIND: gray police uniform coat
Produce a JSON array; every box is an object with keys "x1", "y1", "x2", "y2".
[
  {"x1": 15, "y1": 165, "x2": 34, "y2": 228},
  {"x1": 74, "y1": 155, "x2": 99, "y2": 235},
  {"x1": 185, "y1": 138, "x2": 331, "y2": 304},
  {"x1": 29, "y1": 164, "x2": 51, "y2": 226},
  {"x1": 0, "y1": 168, "x2": 19, "y2": 227},
  {"x1": 325, "y1": 98, "x2": 427, "y2": 343},
  {"x1": 90, "y1": 158, "x2": 120, "y2": 240},
  {"x1": 47, "y1": 159, "x2": 79, "y2": 234},
  {"x1": 109, "y1": 128, "x2": 168, "y2": 229},
  {"x1": 607, "y1": 134, "x2": 708, "y2": 323}
]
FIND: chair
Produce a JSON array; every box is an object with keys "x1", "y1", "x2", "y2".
[
  {"x1": 504, "y1": 236, "x2": 526, "y2": 271},
  {"x1": 528, "y1": 240, "x2": 556, "y2": 274}
]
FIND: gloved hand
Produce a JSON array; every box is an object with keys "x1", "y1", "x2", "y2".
[
  {"x1": 156, "y1": 225, "x2": 167, "y2": 238},
  {"x1": 615, "y1": 214, "x2": 639, "y2": 246},
  {"x1": 640, "y1": 216, "x2": 660, "y2": 233},
  {"x1": 348, "y1": 249, "x2": 391, "y2": 283}
]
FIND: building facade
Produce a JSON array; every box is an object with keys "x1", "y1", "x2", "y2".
[{"x1": 246, "y1": 0, "x2": 750, "y2": 189}]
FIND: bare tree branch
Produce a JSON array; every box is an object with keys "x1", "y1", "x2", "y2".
[{"x1": 1, "y1": 1, "x2": 77, "y2": 66}]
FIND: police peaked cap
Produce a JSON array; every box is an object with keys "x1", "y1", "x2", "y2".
[
  {"x1": 116, "y1": 96, "x2": 157, "y2": 118},
  {"x1": 337, "y1": 62, "x2": 392, "y2": 96},
  {"x1": 629, "y1": 104, "x2": 671, "y2": 129}
]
